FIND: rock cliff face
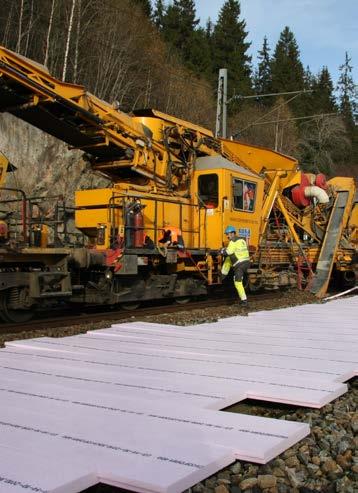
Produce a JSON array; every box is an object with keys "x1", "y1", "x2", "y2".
[{"x1": 0, "y1": 113, "x2": 110, "y2": 204}]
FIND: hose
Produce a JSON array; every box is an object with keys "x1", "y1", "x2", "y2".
[{"x1": 304, "y1": 186, "x2": 329, "y2": 204}]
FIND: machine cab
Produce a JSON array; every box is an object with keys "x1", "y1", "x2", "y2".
[{"x1": 192, "y1": 156, "x2": 264, "y2": 250}]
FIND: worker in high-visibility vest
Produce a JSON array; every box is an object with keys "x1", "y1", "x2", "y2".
[{"x1": 221, "y1": 225, "x2": 250, "y2": 304}]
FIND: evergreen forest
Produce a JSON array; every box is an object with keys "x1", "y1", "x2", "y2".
[{"x1": 0, "y1": 0, "x2": 357, "y2": 177}]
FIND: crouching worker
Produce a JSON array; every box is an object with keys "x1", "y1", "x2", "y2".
[
  {"x1": 221, "y1": 225, "x2": 250, "y2": 305},
  {"x1": 159, "y1": 225, "x2": 185, "y2": 250}
]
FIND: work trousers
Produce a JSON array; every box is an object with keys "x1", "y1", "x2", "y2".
[{"x1": 222, "y1": 257, "x2": 250, "y2": 301}]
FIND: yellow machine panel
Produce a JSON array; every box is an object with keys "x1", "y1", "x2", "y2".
[
  {"x1": 75, "y1": 187, "x2": 203, "y2": 250},
  {"x1": 0, "y1": 153, "x2": 9, "y2": 187}
]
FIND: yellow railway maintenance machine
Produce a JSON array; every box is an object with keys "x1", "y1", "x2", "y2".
[{"x1": 0, "y1": 45, "x2": 357, "y2": 320}]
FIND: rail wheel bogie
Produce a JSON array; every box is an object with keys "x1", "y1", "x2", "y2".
[{"x1": 0, "y1": 288, "x2": 33, "y2": 323}]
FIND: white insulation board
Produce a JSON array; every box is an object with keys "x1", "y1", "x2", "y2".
[{"x1": 1, "y1": 296, "x2": 356, "y2": 493}]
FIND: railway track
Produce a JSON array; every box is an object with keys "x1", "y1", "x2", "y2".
[{"x1": 0, "y1": 291, "x2": 282, "y2": 335}]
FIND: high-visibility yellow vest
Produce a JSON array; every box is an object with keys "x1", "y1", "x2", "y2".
[{"x1": 226, "y1": 237, "x2": 250, "y2": 265}]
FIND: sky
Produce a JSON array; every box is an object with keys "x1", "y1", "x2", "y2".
[{"x1": 194, "y1": 0, "x2": 357, "y2": 86}]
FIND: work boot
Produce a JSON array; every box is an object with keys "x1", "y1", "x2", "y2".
[{"x1": 240, "y1": 299, "x2": 248, "y2": 306}]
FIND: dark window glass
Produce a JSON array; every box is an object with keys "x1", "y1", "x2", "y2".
[
  {"x1": 233, "y1": 179, "x2": 243, "y2": 210},
  {"x1": 198, "y1": 174, "x2": 218, "y2": 208},
  {"x1": 233, "y1": 178, "x2": 256, "y2": 212}
]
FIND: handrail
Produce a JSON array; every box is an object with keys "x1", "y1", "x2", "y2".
[{"x1": 0, "y1": 187, "x2": 27, "y2": 242}]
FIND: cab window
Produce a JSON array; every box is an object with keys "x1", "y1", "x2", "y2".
[
  {"x1": 198, "y1": 174, "x2": 218, "y2": 208},
  {"x1": 233, "y1": 178, "x2": 256, "y2": 212}
]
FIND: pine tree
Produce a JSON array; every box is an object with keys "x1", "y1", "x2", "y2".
[
  {"x1": 211, "y1": 0, "x2": 252, "y2": 99},
  {"x1": 185, "y1": 27, "x2": 213, "y2": 78},
  {"x1": 303, "y1": 66, "x2": 315, "y2": 91},
  {"x1": 205, "y1": 18, "x2": 213, "y2": 39},
  {"x1": 337, "y1": 52, "x2": 357, "y2": 130},
  {"x1": 177, "y1": 0, "x2": 200, "y2": 36},
  {"x1": 254, "y1": 36, "x2": 272, "y2": 104},
  {"x1": 162, "y1": 0, "x2": 199, "y2": 57},
  {"x1": 300, "y1": 65, "x2": 316, "y2": 116},
  {"x1": 271, "y1": 26, "x2": 305, "y2": 114},
  {"x1": 337, "y1": 52, "x2": 358, "y2": 168},
  {"x1": 203, "y1": 18, "x2": 214, "y2": 73},
  {"x1": 313, "y1": 66, "x2": 337, "y2": 114},
  {"x1": 161, "y1": 2, "x2": 181, "y2": 53},
  {"x1": 159, "y1": 0, "x2": 212, "y2": 78},
  {"x1": 153, "y1": 0, "x2": 165, "y2": 30}
]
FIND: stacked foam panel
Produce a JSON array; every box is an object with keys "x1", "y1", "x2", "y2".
[{"x1": 0, "y1": 296, "x2": 356, "y2": 492}]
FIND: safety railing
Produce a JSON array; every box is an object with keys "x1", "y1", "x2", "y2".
[{"x1": 107, "y1": 192, "x2": 207, "y2": 251}]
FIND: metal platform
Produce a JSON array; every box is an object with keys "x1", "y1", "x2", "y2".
[{"x1": 0, "y1": 296, "x2": 356, "y2": 493}]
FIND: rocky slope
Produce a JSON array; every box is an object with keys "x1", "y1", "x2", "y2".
[{"x1": 0, "y1": 113, "x2": 109, "y2": 204}]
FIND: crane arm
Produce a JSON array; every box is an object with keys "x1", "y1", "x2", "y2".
[
  {"x1": 0, "y1": 46, "x2": 223, "y2": 191},
  {"x1": 0, "y1": 46, "x2": 151, "y2": 153}
]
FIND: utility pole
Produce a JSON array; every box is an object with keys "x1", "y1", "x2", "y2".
[{"x1": 215, "y1": 69, "x2": 227, "y2": 138}]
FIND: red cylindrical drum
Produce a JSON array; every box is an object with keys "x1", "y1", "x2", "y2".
[
  {"x1": 315, "y1": 173, "x2": 327, "y2": 189},
  {"x1": 291, "y1": 185, "x2": 310, "y2": 208}
]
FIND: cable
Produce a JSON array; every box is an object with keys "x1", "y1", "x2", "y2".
[
  {"x1": 233, "y1": 92, "x2": 302, "y2": 136},
  {"x1": 248, "y1": 112, "x2": 338, "y2": 126},
  {"x1": 228, "y1": 89, "x2": 312, "y2": 103}
]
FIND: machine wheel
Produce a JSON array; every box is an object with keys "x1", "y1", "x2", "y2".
[
  {"x1": 0, "y1": 290, "x2": 33, "y2": 323},
  {"x1": 248, "y1": 281, "x2": 263, "y2": 293},
  {"x1": 174, "y1": 296, "x2": 191, "y2": 305},
  {"x1": 120, "y1": 302, "x2": 141, "y2": 311}
]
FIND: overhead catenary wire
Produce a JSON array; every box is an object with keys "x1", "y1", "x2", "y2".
[
  {"x1": 232, "y1": 92, "x2": 304, "y2": 137},
  {"x1": 248, "y1": 112, "x2": 339, "y2": 126},
  {"x1": 228, "y1": 89, "x2": 313, "y2": 103}
]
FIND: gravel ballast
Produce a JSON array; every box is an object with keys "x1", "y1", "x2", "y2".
[{"x1": 185, "y1": 378, "x2": 357, "y2": 493}]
